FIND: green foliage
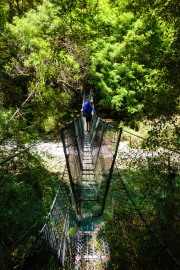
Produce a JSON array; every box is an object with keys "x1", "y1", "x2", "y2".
[
  {"x1": 0, "y1": 0, "x2": 89, "y2": 140},
  {"x1": 89, "y1": 6, "x2": 178, "y2": 120},
  {"x1": 0, "y1": 151, "x2": 59, "y2": 267},
  {"x1": 67, "y1": 226, "x2": 76, "y2": 236},
  {"x1": 145, "y1": 115, "x2": 180, "y2": 149},
  {"x1": 0, "y1": 0, "x2": 43, "y2": 21},
  {"x1": 0, "y1": 6, "x2": 6, "y2": 29}
]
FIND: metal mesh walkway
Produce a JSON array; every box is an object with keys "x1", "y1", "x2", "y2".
[
  {"x1": 75, "y1": 129, "x2": 111, "y2": 268},
  {"x1": 75, "y1": 218, "x2": 110, "y2": 269},
  {"x1": 80, "y1": 132, "x2": 100, "y2": 217}
]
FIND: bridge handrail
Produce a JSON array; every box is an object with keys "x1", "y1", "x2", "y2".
[
  {"x1": 60, "y1": 114, "x2": 82, "y2": 131},
  {"x1": 21, "y1": 179, "x2": 74, "y2": 269},
  {"x1": 0, "y1": 135, "x2": 62, "y2": 166},
  {"x1": 0, "y1": 141, "x2": 41, "y2": 166},
  {"x1": 123, "y1": 128, "x2": 180, "y2": 154}
]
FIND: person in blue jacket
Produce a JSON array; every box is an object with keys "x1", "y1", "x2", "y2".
[{"x1": 82, "y1": 101, "x2": 95, "y2": 132}]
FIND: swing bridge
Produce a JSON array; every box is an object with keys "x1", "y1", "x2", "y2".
[{"x1": 0, "y1": 92, "x2": 180, "y2": 270}]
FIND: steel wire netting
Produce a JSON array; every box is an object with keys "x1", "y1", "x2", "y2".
[
  {"x1": 60, "y1": 114, "x2": 122, "y2": 216},
  {"x1": 90, "y1": 116, "x2": 122, "y2": 214},
  {"x1": 21, "y1": 178, "x2": 78, "y2": 270},
  {"x1": 106, "y1": 129, "x2": 180, "y2": 269},
  {"x1": 75, "y1": 231, "x2": 110, "y2": 270},
  {"x1": 106, "y1": 169, "x2": 180, "y2": 270},
  {"x1": 60, "y1": 115, "x2": 84, "y2": 213}
]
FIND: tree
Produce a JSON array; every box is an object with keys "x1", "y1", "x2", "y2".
[
  {"x1": 0, "y1": 0, "x2": 92, "y2": 140},
  {"x1": 87, "y1": 0, "x2": 179, "y2": 125},
  {"x1": 0, "y1": 0, "x2": 43, "y2": 21}
]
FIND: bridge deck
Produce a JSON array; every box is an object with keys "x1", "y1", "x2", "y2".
[
  {"x1": 79, "y1": 132, "x2": 100, "y2": 218},
  {"x1": 76, "y1": 130, "x2": 110, "y2": 269}
]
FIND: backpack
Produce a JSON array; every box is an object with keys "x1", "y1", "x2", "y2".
[{"x1": 82, "y1": 101, "x2": 90, "y2": 117}]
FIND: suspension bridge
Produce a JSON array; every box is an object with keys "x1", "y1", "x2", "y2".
[{"x1": 0, "y1": 90, "x2": 179, "y2": 269}]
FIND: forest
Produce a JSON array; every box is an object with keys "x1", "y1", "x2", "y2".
[{"x1": 0, "y1": 0, "x2": 179, "y2": 269}]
